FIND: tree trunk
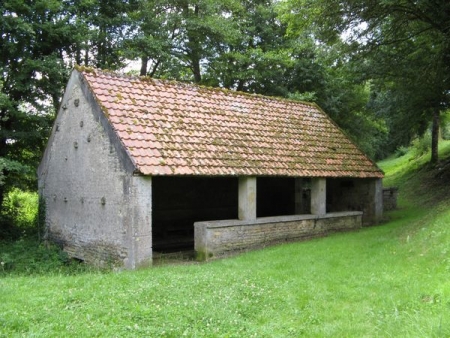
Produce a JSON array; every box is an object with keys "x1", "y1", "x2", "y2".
[
  {"x1": 0, "y1": 109, "x2": 8, "y2": 211},
  {"x1": 0, "y1": 184, "x2": 4, "y2": 213},
  {"x1": 140, "y1": 56, "x2": 148, "y2": 76},
  {"x1": 237, "y1": 79, "x2": 245, "y2": 92},
  {"x1": 183, "y1": 4, "x2": 202, "y2": 84},
  {"x1": 430, "y1": 108, "x2": 440, "y2": 164},
  {"x1": 76, "y1": 44, "x2": 82, "y2": 65},
  {"x1": 191, "y1": 58, "x2": 202, "y2": 83},
  {"x1": 84, "y1": 47, "x2": 89, "y2": 66},
  {"x1": 149, "y1": 59, "x2": 161, "y2": 77}
]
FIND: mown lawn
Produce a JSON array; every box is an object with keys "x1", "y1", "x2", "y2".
[{"x1": 2, "y1": 144, "x2": 450, "y2": 337}]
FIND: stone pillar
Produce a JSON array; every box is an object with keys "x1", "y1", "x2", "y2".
[
  {"x1": 311, "y1": 177, "x2": 326, "y2": 215},
  {"x1": 373, "y1": 178, "x2": 383, "y2": 223},
  {"x1": 128, "y1": 176, "x2": 153, "y2": 269},
  {"x1": 238, "y1": 177, "x2": 256, "y2": 220},
  {"x1": 294, "y1": 178, "x2": 303, "y2": 214}
]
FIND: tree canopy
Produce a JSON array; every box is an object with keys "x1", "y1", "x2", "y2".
[
  {"x1": 1, "y1": 0, "x2": 448, "y2": 215},
  {"x1": 283, "y1": 0, "x2": 450, "y2": 162}
]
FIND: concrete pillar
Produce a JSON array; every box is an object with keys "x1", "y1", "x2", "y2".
[
  {"x1": 128, "y1": 176, "x2": 153, "y2": 269},
  {"x1": 311, "y1": 177, "x2": 326, "y2": 215},
  {"x1": 373, "y1": 178, "x2": 383, "y2": 223},
  {"x1": 238, "y1": 177, "x2": 256, "y2": 220},
  {"x1": 294, "y1": 178, "x2": 303, "y2": 214}
]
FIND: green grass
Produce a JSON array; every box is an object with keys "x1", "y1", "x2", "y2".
[
  {"x1": 2, "y1": 145, "x2": 450, "y2": 337},
  {"x1": 379, "y1": 139, "x2": 450, "y2": 207},
  {"x1": 378, "y1": 139, "x2": 450, "y2": 186}
]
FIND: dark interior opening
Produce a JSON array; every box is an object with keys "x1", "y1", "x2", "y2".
[
  {"x1": 257, "y1": 177, "x2": 296, "y2": 217},
  {"x1": 152, "y1": 176, "x2": 238, "y2": 253},
  {"x1": 327, "y1": 178, "x2": 360, "y2": 213}
]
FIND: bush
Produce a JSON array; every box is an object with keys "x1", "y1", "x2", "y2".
[
  {"x1": 2, "y1": 188, "x2": 38, "y2": 228},
  {"x1": 0, "y1": 189, "x2": 91, "y2": 275},
  {"x1": 394, "y1": 146, "x2": 409, "y2": 158},
  {"x1": 443, "y1": 127, "x2": 450, "y2": 140},
  {"x1": 441, "y1": 111, "x2": 450, "y2": 140},
  {"x1": 1, "y1": 189, "x2": 39, "y2": 240},
  {"x1": 411, "y1": 132, "x2": 431, "y2": 158}
]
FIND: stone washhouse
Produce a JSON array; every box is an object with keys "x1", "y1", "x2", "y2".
[{"x1": 38, "y1": 67, "x2": 384, "y2": 269}]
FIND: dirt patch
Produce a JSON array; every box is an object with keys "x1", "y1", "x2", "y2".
[{"x1": 152, "y1": 250, "x2": 198, "y2": 266}]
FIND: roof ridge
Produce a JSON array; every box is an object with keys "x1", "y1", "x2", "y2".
[{"x1": 74, "y1": 65, "x2": 318, "y2": 108}]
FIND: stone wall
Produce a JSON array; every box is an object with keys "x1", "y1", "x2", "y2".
[
  {"x1": 327, "y1": 178, "x2": 382, "y2": 225},
  {"x1": 383, "y1": 187, "x2": 398, "y2": 211},
  {"x1": 194, "y1": 211, "x2": 362, "y2": 260}
]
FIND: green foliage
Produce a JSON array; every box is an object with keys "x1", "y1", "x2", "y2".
[
  {"x1": 312, "y1": 66, "x2": 389, "y2": 160},
  {"x1": 394, "y1": 146, "x2": 409, "y2": 158},
  {"x1": 282, "y1": 0, "x2": 450, "y2": 162},
  {"x1": 441, "y1": 111, "x2": 450, "y2": 140},
  {"x1": 0, "y1": 158, "x2": 5, "y2": 187},
  {"x1": 0, "y1": 0, "x2": 74, "y2": 208},
  {"x1": 378, "y1": 139, "x2": 450, "y2": 201},
  {"x1": 0, "y1": 188, "x2": 38, "y2": 241},
  {"x1": 0, "y1": 188, "x2": 83, "y2": 275},
  {"x1": 2, "y1": 188, "x2": 38, "y2": 229},
  {"x1": 0, "y1": 156, "x2": 37, "y2": 193},
  {"x1": 0, "y1": 0, "x2": 142, "y2": 210},
  {"x1": 0, "y1": 238, "x2": 87, "y2": 276},
  {"x1": 288, "y1": 91, "x2": 316, "y2": 102},
  {"x1": 411, "y1": 132, "x2": 432, "y2": 159}
]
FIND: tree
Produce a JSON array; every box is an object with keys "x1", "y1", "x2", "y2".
[
  {"x1": 1, "y1": 0, "x2": 142, "y2": 232},
  {"x1": 203, "y1": 0, "x2": 306, "y2": 96},
  {"x1": 90, "y1": 0, "x2": 139, "y2": 69},
  {"x1": 125, "y1": 0, "x2": 243, "y2": 82},
  {"x1": 283, "y1": 0, "x2": 450, "y2": 163},
  {"x1": 0, "y1": 0, "x2": 89, "y2": 209},
  {"x1": 126, "y1": 0, "x2": 334, "y2": 103}
]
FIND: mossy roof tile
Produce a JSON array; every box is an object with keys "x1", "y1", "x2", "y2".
[{"x1": 79, "y1": 68, "x2": 383, "y2": 178}]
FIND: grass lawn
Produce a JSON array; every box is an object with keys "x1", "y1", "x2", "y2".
[{"x1": 2, "y1": 144, "x2": 450, "y2": 337}]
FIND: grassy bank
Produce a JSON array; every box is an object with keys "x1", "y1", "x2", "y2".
[{"x1": 1, "y1": 144, "x2": 450, "y2": 337}]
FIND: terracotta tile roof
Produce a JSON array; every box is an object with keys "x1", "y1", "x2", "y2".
[{"x1": 78, "y1": 68, "x2": 383, "y2": 178}]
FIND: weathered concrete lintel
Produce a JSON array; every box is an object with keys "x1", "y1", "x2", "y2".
[{"x1": 195, "y1": 211, "x2": 363, "y2": 229}]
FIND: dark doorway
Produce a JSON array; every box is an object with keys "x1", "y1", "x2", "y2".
[
  {"x1": 152, "y1": 176, "x2": 238, "y2": 252},
  {"x1": 257, "y1": 177, "x2": 296, "y2": 217}
]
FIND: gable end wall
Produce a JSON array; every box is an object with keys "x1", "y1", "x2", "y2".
[{"x1": 38, "y1": 71, "x2": 152, "y2": 268}]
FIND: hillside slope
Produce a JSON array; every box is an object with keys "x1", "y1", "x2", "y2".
[{"x1": 379, "y1": 139, "x2": 450, "y2": 207}]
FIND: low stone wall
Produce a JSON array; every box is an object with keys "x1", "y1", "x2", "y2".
[
  {"x1": 194, "y1": 211, "x2": 363, "y2": 260},
  {"x1": 383, "y1": 187, "x2": 398, "y2": 211}
]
